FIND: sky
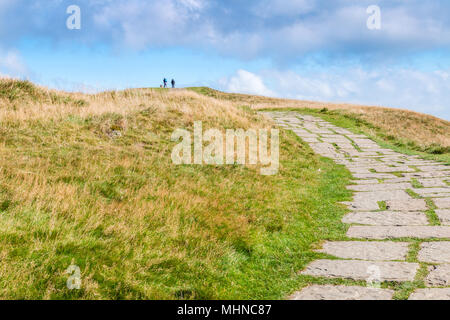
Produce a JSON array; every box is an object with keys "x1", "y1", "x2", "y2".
[{"x1": 0, "y1": 0, "x2": 449, "y2": 120}]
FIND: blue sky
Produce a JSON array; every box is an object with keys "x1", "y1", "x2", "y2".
[{"x1": 1, "y1": 0, "x2": 449, "y2": 119}]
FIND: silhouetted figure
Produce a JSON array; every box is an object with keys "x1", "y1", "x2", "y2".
[
  {"x1": 163, "y1": 78, "x2": 168, "y2": 88},
  {"x1": 171, "y1": 79, "x2": 175, "y2": 88}
]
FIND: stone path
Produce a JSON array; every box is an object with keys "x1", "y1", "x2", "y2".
[{"x1": 262, "y1": 111, "x2": 450, "y2": 300}]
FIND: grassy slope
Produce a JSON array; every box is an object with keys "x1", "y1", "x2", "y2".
[
  {"x1": 189, "y1": 87, "x2": 450, "y2": 163},
  {"x1": 190, "y1": 87, "x2": 450, "y2": 299},
  {"x1": 0, "y1": 79, "x2": 352, "y2": 299}
]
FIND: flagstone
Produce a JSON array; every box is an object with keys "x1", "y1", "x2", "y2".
[
  {"x1": 317, "y1": 241, "x2": 410, "y2": 261},
  {"x1": 353, "y1": 173, "x2": 399, "y2": 179},
  {"x1": 416, "y1": 165, "x2": 450, "y2": 172},
  {"x1": 300, "y1": 259, "x2": 419, "y2": 282},
  {"x1": 385, "y1": 199, "x2": 428, "y2": 211},
  {"x1": 353, "y1": 190, "x2": 412, "y2": 202},
  {"x1": 414, "y1": 188, "x2": 450, "y2": 197},
  {"x1": 347, "y1": 226, "x2": 450, "y2": 239},
  {"x1": 418, "y1": 242, "x2": 450, "y2": 263},
  {"x1": 342, "y1": 211, "x2": 428, "y2": 226},
  {"x1": 352, "y1": 179, "x2": 380, "y2": 185},
  {"x1": 434, "y1": 198, "x2": 450, "y2": 209},
  {"x1": 409, "y1": 288, "x2": 450, "y2": 300},
  {"x1": 344, "y1": 201, "x2": 380, "y2": 211},
  {"x1": 419, "y1": 179, "x2": 449, "y2": 188},
  {"x1": 425, "y1": 264, "x2": 450, "y2": 287},
  {"x1": 290, "y1": 285, "x2": 394, "y2": 300},
  {"x1": 266, "y1": 112, "x2": 450, "y2": 300},
  {"x1": 347, "y1": 183, "x2": 412, "y2": 192},
  {"x1": 436, "y1": 210, "x2": 450, "y2": 225}
]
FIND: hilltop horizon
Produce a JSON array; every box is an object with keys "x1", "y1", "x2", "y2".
[
  {"x1": 3, "y1": 76, "x2": 449, "y2": 122},
  {"x1": 1, "y1": 1, "x2": 449, "y2": 120}
]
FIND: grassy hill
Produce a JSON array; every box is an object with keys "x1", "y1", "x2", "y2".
[
  {"x1": 190, "y1": 87, "x2": 450, "y2": 163},
  {"x1": 0, "y1": 79, "x2": 448, "y2": 299}
]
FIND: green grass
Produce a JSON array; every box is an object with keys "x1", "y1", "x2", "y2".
[
  {"x1": 185, "y1": 88, "x2": 450, "y2": 299},
  {"x1": 378, "y1": 201, "x2": 388, "y2": 211},
  {"x1": 211, "y1": 133, "x2": 354, "y2": 299},
  {"x1": 0, "y1": 96, "x2": 354, "y2": 299},
  {"x1": 3, "y1": 83, "x2": 446, "y2": 300},
  {"x1": 425, "y1": 199, "x2": 441, "y2": 226},
  {"x1": 411, "y1": 178, "x2": 423, "y2": 188}
]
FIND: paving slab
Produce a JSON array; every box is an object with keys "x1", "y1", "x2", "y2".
[
  {"x1": 421, "y1": 193, "x2": 450, "y2": 198},
  {"x1": 347, "y1": 226, "x2": 450, "y2": 239},
  {"x1": 385, "y1": 199, "x2": 428, "y2": 211},
  {"x1": 344, "y1": 201, "x2": 380, "y2": 211},
  {"x1": 425, "y1": 264, "x2": 450, "y2": 287},
  {"x1": 409, "y1": 288, "x2": 450, "y2": 300},
  {"x1": 418, "y1": 242, "x2": 450, "y2": 263},
  {"x1": 382, "y1": 177, "x2": 414, "y2": 183},
  {"x1": 415, "y1": 188, "x2": 450, "y2": 197},
  {"x1": 373, "y1": 166, "x2": 415, "y2": 173},
  {"x1": 416, "y1": 165, "x2": 450, "y2": 172},
  {"x1": 353, "y1": 179, "x2": 380, "y2": 185},
  {"x1": 353, "y1": 173, "x2": 399, "y2": 180},
  {"x1": 317, "y1": 241, "x2": 410, "y2": 261},
  {"x1": 290, "y1": 285, "x2": 394, "y2": 300},
  {"x1": 436, "y1": 209, "x2": 450, "y2": 225},
  {"x1": 268, "y1": 112, "x2": 450, "y2": 300},
  {"x1": 300, "y1": 259, "x2": 419, "y2": 282},
  {"x1": 434, "y1": 198, "x2": 450, "y2": 209},
  {"x1": 419, "y1": 179, "x2": 449, "y2": 188},
  {"x1": 347, "y1": 167, "x2": 375, "y2": 174},
  {"x1": 405, "y1": 172, "x2": 450, "y2": 179},
  {"x1": 347, "y1": 183, "x2": 412, "y2": 192},
  {"x1": 342, "y1": 211, "x2": 428, "y2": 226},
  {"x1": 353, "y1": 190, "x2": 412, "y2": 202}
]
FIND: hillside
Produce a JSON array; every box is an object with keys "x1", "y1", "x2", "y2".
[
  {"x1": 0, "y1": 79, "x2": 448, "y2": 299},
  {"x1": 190, "y1": 87, "x2": 450, "y2": 162},
  {"x1": 0, "y1": 79, "x2": 353, "y2": 299}
]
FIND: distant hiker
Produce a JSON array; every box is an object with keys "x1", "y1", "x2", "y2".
[
  {"x1": 163, "y1": 78, "x2": 168, "y2": 88},
  {"x1": 171, "y1": 79, "x2": 175, "y2": 88}
]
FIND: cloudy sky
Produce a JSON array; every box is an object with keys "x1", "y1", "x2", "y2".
[{"x1": 1, "y1": 0, "x2": 449, "y2": 119}]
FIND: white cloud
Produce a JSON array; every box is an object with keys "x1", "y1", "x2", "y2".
[
  {"x1": 93, "y1": 0, "x2": 209, "y2": 49},
  {"x1": 435, "y1": 70, "x2": 449, "y2": 80},
  {"x1": 1, "y1": 1, "x2": 450, "y2": 61},
  {"x1": 219, "y1": 67, "x2": 450, "y2": 120},
  {"x1": 219, "y1": 70, "x2": 275, "y2": 96},
  {"x1": 0, "y1": 49, "x2": 29, "y2": 78},
  {"x1": 253, "y1": 0, "x2": 316, "y2": 17},
  {"x1": 179, "y1": 0, "x2": 206, "y2": 11}
]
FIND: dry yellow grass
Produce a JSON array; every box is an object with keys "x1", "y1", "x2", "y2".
[
  {"x1": 0, "y1": 79, "x2": 276, "y2": 298},
  {"x1": 5, "y1": 79, "x2": 446, "y2": 149},
  {"x1": 191, "y1": 88, "x2": 450, "y2": 149},
  {"x1": 2, "y1": 78, "x2": 445, "y2": 299},
  {"x1": 0, "y1": 79, "x2": 258, "y2": 129},
  {"x1": 1, "y1": 78, "x2": 353, "y2": 300}
]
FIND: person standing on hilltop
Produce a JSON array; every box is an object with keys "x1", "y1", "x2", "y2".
[
  {"x1": 163, "y1": 78, "x2": 168, "y2": 88},
  {"x1": 171, "y1": 79, "x2": 175, "y2": 88}
]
